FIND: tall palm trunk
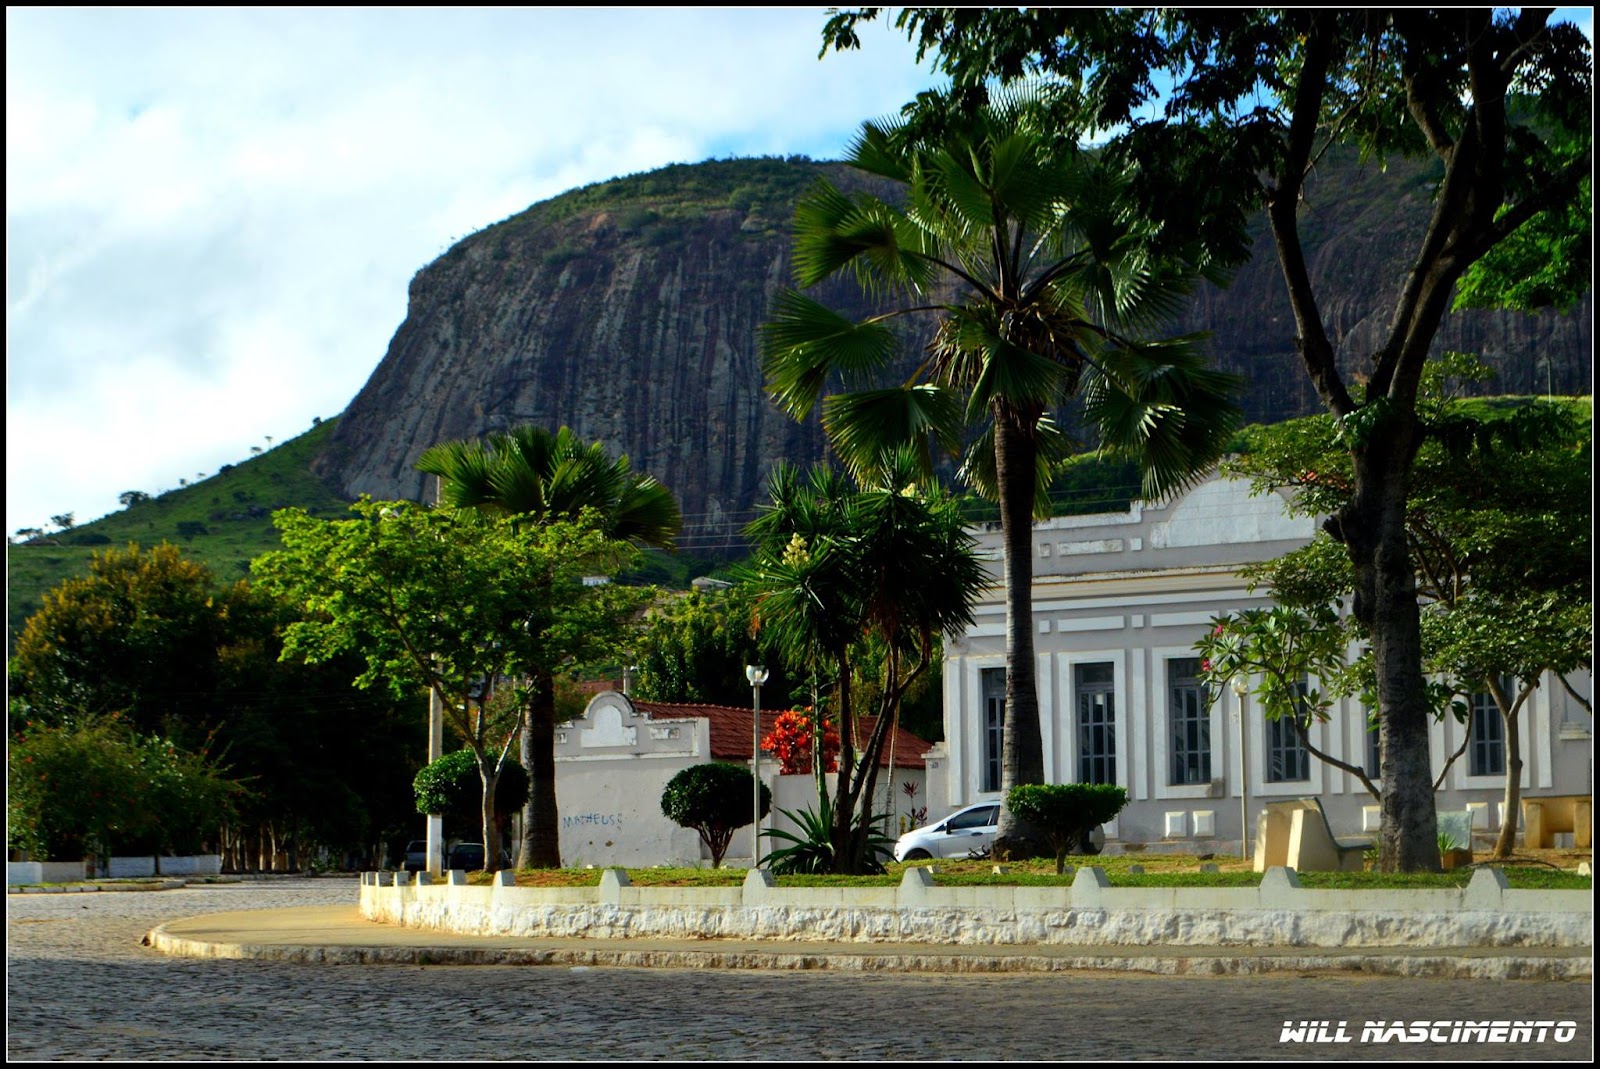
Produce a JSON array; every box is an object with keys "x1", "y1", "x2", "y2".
[
  {"x1": 992, "y1": 409, "x2": 1044, "y2": 859},
  {"x1": 520, "y1": 672, "x2": 561, "y2": 868}
]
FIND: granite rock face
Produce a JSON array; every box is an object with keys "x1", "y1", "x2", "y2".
[{"x1": 314, "y1": 157, "x2": 1591, "y2": 553}]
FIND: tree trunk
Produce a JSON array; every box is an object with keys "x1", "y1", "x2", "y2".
[
  {"x1": 521, "y1": 676, "x2": 561, "y2": 868},
  {"x1": 830, "y1": 658, "x2": 855, "y2": 873},
  {"x1": 478, "y1": 762, "x2": 503, "y2": 870},
  {"x1": 991, "y1": 409, "x2": 1044, "y2": 860},
  {"x1": 1492, "y1": 690, "x2": 1525, "y2": 859},
  {"x1": 1338, "y1": 433, "x2": 1440, "y2": 873}
]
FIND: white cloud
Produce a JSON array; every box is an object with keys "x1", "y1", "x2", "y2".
[{"x1": 5, "y1": 8, "x2": 940, "y2": 534}]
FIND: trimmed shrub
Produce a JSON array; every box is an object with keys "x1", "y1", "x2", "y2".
[
  {"x1": 660, "y1": 762, "x2": 769, "y2": 868},
  {"x1": 412, "y1": 749, "x2": 530, "y2": 834},
  {"x1": 1007, "y1": 783, "x2": 1129, "y2": 874}
]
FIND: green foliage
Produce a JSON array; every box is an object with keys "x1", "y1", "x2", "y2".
[
  {"x1": 10, "y1": 539, "x2": 427, "y2": 863},
  {"x1": 632, "y1": 589, "x2": 789, "y2": 706},
  {"x1": 8, "y1": 717, "x2": 240, "y2": 861},
  {"x1": 1005, "y1": 783, "x2": 1128, "y2": 874},
  {"x1": 256, "y1": 500, "x2": 637, "y2": 710},
  {"x1": 255, "y1": 498, "x2": 645, "y2": 859},
  {"x1": 412, "y1": 749, "x2": 530, "y2": 826},
  {"x1": 823, "y1": 3, "x2": 1592, "y2": 875},
  {"x1": 1219, "y1": 393, "x2": 1591, "y2": 825},
  {"x1": 739, "y1": 456, "x2": 985, "y2": 871},
  {"x1": 416, "y1": 424, "x2": 681, "y2": 550},
  {"x1": 762, "y1": 796, "x2": 897, "y2": 876},
  {"x1": 660, "y1": 762, "x2": 770, "y2": 868},
  {"x1": 11, "y1": 543, "x2": 229, "y2": 737}
]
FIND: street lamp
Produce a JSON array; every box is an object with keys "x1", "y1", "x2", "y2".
[
  {"x1": 746, "y1": 664, "x2": 769, "y2": 866},
  {"x1": 1232, "y1": 676, "x2": 1250, "y2": 861}
]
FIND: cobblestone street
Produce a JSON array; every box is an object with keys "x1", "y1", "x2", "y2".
[{"x1": 7, "y1": 880, "x2": 1592, "y2": 1060}]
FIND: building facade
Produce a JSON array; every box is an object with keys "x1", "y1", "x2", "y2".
[
  {"x1": 937, "y1": 476, "x2": 1593, "y2": 853},
  {"x1": 553, "y1": 690, "x2": 940, "y2": 867}
]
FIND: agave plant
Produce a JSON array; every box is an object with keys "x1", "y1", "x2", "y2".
[{"x1": 762, "y1": 796, "x2": 898, "y2": 876}]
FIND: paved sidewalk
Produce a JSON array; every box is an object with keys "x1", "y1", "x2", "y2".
[{"x1": 146, "y1": 905, "x2": 1593, "y2": 981}]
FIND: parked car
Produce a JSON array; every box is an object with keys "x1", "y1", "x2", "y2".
[
  {"x1": 446, "y1": 843, "x2": 512, "y2": 871},
  {"x1": 402, "y1": 840, "x2": 428, "y2": 872},
  {"x1": 893, "y1": 802, "x2": 1000, "y2": 862}
]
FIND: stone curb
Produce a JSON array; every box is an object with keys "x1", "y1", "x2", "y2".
[
  {"x1": 9, "y1": 879, "x2": 188, "y2": 894},
  {"x1": 143, "y1": 922, "x2": 1593, "y2": 981}
]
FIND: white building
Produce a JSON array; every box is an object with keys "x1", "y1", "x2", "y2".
[
  {"x1": 553, "y1": 690, "x2": 940, "y2": 867},
  {"x1": 936, "y1": 475, "x2": 1593, "y2": 852}
]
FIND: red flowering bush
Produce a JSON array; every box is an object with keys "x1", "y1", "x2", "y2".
[{"x1": 762, "y1": 708, "x2": 840, "y2": 775}]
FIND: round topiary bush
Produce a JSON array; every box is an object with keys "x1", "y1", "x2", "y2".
[
  {"x1": 412, "y1": 749, "x2": 530, "y2": 836},
  {"x1": 660, "y1": 762, "x2": 770, "y2": 868}
]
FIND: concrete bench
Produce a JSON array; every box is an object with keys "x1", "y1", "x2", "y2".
[
  {"x1": 1522, "y1": 795, "x2": 1592, "y2": 850},
  {"x1": 1253, "y1": 798, "x2": 1371, "y2": 873}
]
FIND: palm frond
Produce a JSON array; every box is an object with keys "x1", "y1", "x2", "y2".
[
  {"x1": 820, "y1": 385, "x2": 964, "y2": 485},
  {"x1": 846, "y1": 119, "x2": 915, "y2": 183},
  {"x1": 760, "y1": 291, "x2": 901, "y2": 418},
  {"x1": 1083, "y1": 338, "x2": 1244, "y2": 501}
]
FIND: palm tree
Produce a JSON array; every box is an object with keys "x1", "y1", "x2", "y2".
[
  {"x1": 742, "y1": 451, "x2": 986, "y2": 872},
  {"x1": 417, "y1": 425, "x2": 681, "y2": 867},
  {"x1": 760, "y1": 86, "x2": 1242, "y2": 856}
]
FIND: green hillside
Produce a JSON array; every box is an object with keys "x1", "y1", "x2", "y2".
[
  {"x1": 5, "y1": 415, "x2": 737, "y2": 644},
  {"x1": 6, "y1": 419, "x2": 353, "y2": 642}
]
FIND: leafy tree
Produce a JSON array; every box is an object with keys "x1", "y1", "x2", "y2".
[
  {"x1": 9, "y1": 541, "x2": 423, "y2": 870},
  {"x1": 1196, "y1": 606, "x2": 1380, "y2": 800},
  {"x1": 660, "y1": 762, "x2": 770, "y2": 868},
  {"x1": 760, "y1": 85, "x2": 1242, "y2": 857},
  {"x1": 740, "y1": 454, "x2": 986, "y2": 872},
  {"x1": 8, "y1": 717, "x2": 145, "y2": 863},
  {"x1": 821, "y1": 8, "x2": 1592, "y2": 871},
  {"x1": 50, "y1": 513, "x2": 75, "y2": 531},
  {"x1": 416, "y1": 424, "x2": 680, "y2": 869},
  {"x1": 118, "y1": 491, "x2": 151, "y2": 508},
  {"x1": 1006, "y1": 783, "x2": 1128, "y2": 874},
  {"x1": 632, "y1": 589, "x2": 789, "y2": 707},
  {"x1": 254, "y1": 499, "x2": 642, "y2": 868},
  {"x1": 7, "y1": 717, "x2": 239, "y2": 869},
  {"x1": 11, "y1": 543, "x2": 228, "y2": 741},
  {"x1": 412, "y1": 748, "x2": 531, "y2": 842},
  {"x1": 209, "y1": 583, "x2": 427, "y2": 871},
  {"x1": 1227, "y1": 390, "x2": 1592, "y2": 859}
]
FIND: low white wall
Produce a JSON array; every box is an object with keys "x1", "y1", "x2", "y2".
[
  {"x1": 358, "y1": 866, "x2": 1592, "y2": 950},
  {"x1": 105, "y1": 855, "x2": 223, "y2": 879},
  {"x1": 8, "y1": 860, "x2": 90, "y2": 883},
  {"x1": 8, "y1": 862, "x2": 43, "y2": 884}
]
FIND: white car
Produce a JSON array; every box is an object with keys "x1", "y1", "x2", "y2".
[{"x1": 893, "y1": 802, "x2": 1000, "y2": 862}]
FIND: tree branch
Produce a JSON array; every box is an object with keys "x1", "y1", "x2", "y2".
[
  {"x1": 1292, "y1": 713, "x2": 1380, "y2": 800},
  {"x1": 1266, "y1": 14, "x2": 1355, "y2": 418}
]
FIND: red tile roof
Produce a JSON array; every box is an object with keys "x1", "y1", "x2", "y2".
[{"x1": 629, "y1": 699, "x2": 932, "y2": 770}]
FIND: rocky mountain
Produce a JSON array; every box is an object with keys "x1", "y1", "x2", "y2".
[{"x1": 313, "y1": 155, "x2": 1591, "y2": 554}]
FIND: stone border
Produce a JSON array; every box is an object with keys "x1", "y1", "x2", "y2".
[
  {"x1": 10, "y1": 879, "x2": 187, "y2": 894},
  {"x1": 358, "y1": 866, "x2": 1592, "y2": 952},
  {"x1": 142, "y1": 919, "x2": 1593, "y2": 981}
]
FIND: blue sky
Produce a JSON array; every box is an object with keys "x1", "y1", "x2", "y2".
[
  {"x1": 5, "y1": 8, "x2": 1592, "y2": 538},
  {"x1": 6, "y1": 8, "x2": 944, "y2": 535}
]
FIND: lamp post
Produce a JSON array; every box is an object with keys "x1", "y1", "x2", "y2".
[
  {"x1": 1232, "y1": 676, "x2": 1250, "y2": 861},
  {"x1": 746, "y1": 664, "x2": 769, "y2": 866}
]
